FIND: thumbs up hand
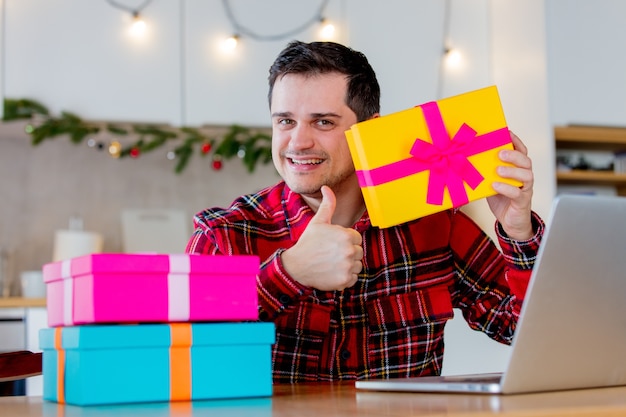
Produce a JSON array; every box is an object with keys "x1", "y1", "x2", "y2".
[
  {"x1": 309, "y1": 184, "x2": 338, "y2": 226},
  {"x1": 281, "y1": 186, "x2": 364, "y2": 291}
]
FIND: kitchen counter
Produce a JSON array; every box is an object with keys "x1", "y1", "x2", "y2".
[{"x1": 0, "y1": 298, "x2": 46, "y2": 309}]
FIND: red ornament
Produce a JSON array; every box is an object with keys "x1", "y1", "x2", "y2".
[
  {"x1": 212, "y1": 159, "x2": 223, "y2": 170},
  {"x1": 130, "y1": 147, "x2": 140, "y2": 158},
  {"x1": 201, "y1": 142, "x2": 212, "y2": 154}
]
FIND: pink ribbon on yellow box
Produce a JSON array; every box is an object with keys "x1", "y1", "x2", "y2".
[{"x1": 346, "y1": 85, "x2": 522, "y2": 228}]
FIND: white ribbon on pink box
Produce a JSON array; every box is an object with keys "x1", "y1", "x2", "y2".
[
  {"x1": 61, "y1": 259, "x2": 73, "y2": 326},
  {"x1": 167, "y1": 254, "x2": 191, "y2": 322}
]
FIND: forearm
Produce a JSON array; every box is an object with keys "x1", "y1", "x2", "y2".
[
  {"x1": 451, "y1": 211, "x2": 544, "y2": 344},
  {"x1": 496, "y1": 211, "x2": 545, "y2": 303}
]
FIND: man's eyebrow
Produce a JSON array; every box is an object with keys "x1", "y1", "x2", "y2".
[
  {"x1": 271, "y1": 111, "x2": 343, "y2": 119},
  {"x1": 311, "y1": 112, "x2": 342, "y2": 119},
  {"x1": 271, "y1": 111, "x2": 292, "y2": 118}
]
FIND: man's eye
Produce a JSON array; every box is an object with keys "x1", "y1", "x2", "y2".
[
  {"x1": 316, "y1": 120, "x2": 334, "y2": 127},
  {"x1": 279, "y1": 119, "x2": 294, "y2": 125}
]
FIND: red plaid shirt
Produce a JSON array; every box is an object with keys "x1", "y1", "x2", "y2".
[{"x1": 186, "y1": 181, "x2": 544, "y2": 382}]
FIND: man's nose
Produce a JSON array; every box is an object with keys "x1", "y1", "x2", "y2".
[{"x1": 289, "y1": 124, "x2": 315, "y2": 149}]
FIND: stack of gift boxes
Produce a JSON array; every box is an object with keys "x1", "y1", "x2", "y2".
[{"x1": 39, "y1": 253, "x2": 275, "y2": 406}]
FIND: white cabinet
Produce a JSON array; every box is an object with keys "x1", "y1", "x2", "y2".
[
  {"x1": 0, "y1": 308, "x2": 25, "y2": 352},
  {"x1": 25, "y1": 308, "x2": 47, "y2": 396}
]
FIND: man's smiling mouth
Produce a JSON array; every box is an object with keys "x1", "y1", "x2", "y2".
[{"x1": 289, "y1": 158, "x2": 324, "y2": 165}]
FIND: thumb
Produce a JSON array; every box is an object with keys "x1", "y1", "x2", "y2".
[{"x1": 310, "y1": 185, "x2": 336, "y2": 225}]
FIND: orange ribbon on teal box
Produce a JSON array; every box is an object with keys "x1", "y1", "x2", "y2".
[
  {"x1": 50, "y1": 324, "x2": 193, "y2": 404},
  {"x1": 40, "y1": 322, "x2": 275, "y2": 406}
]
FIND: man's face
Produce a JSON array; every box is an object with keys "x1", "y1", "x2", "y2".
[{"x1": 270, "y1": 72, "x2": 359, "y2": 197}]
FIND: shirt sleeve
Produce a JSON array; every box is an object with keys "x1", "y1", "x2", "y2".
[
  {"x1": 451, "y1": 210, "x2": 545, "y2": 345},
  {"x1": 256, "y1": 249, "x2": 312, "y2": 320},
  {"x1": 185, "y1": 225, "x2": 216, "y2": 255},
  {"x1": 495, "y1": 211, "x2": 545, "y2": 301}
]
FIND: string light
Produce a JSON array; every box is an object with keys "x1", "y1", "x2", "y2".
[
  {"x1": 443, "y1": 47, "x2": 463, "y2": 69},
  {"x1": 436, "y1": 0, "x2": 454, "y2": 99},
  {"x1": 129, "y1": 11, "x2": 148, "y2": 38},
  {"x1": 221, "y1": 0, "x2": 333, "y2": 51},
  {"x1": 105, "y1": 0, "x2": 153, "y2": 38},
  {"x1": 221, "y1": 34, "x2": 240, "y2": 53},
  {"x1": 318, "y1": 18, "x2": 336, "y2": 40}
]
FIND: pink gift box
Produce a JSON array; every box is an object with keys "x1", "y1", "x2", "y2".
[{"x1": 43, "y1": 253, "x2": 260, "y2": 327}]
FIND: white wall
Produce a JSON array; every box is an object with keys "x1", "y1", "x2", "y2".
[
  {"x1": 3, "y1": 1, "x2": 183, "y2": 124},
  {"x1": 545, "y1": 1, "x2": 626, "y2": 126},
  {"x1": 1, "y1": 0, "x2": 623, "y2": 377}
]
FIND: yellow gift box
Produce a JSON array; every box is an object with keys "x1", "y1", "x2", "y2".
[{"x1": 345, "y1": 85, "x2": 522, "y2": 228}]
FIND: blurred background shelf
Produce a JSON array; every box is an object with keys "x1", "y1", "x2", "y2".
[
  {"x1": 555, "y1": 125, "x2": 626, "y2": 150},
  {"x1": 556, "y1": 170, "x2": 626, "y2": 186},
  {"x1": 555, "y1": 125, "x2": 626, "y2": 196}
]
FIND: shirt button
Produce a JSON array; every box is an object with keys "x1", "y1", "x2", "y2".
[
  {"x1": 340, "y1": 349, "x2": 351, "y2": 360},
  {"x1": 278, "y1": 293, "x2": 291, "y2": 305}
]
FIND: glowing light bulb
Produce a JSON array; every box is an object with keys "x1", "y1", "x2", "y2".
[
  {"x1": 444, "y1": 48, "x2": 463, "y2": 69},
  {"x1": 129, "y1": 13, "x2": 147, "y2": 38},
  {"x1": 319, "y1": 20, "x2": 336, "y2": 40},
  {"x1": 221, "y1": 35, "x2": 239, "y2": 53}
]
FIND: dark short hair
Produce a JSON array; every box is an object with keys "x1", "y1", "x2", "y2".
[{"x1": 268, "y1": 40, "x2": 380, "y2": 122}]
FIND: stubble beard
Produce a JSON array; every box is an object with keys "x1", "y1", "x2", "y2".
[{"x1": 283, "y1": 167, "x2": 355, "y2": 197}]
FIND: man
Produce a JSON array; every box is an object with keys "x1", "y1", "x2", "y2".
[{"x1": 186, "y1": 40, "x2": 544, "y2": 383}]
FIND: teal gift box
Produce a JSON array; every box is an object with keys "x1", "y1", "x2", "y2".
[{"x1": 40, "y1": 322, "x2": 275, "y2": 406}]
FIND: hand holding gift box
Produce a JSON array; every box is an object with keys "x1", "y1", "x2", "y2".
[{"x1": 346, "y1": 85, "x2": 522, "y2": 228}]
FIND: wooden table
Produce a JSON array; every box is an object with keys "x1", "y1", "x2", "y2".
[{"x1": 2, "y1": 383, "x2": 626, "y2": 416}]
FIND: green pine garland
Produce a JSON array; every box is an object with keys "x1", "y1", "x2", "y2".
[{"x1": 2, "y1": 98, "x2": 273, "y2": 174}]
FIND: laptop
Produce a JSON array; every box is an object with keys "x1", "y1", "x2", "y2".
[{"x1": 356, "y1": 194, "x2": 626, "y2": 394}]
